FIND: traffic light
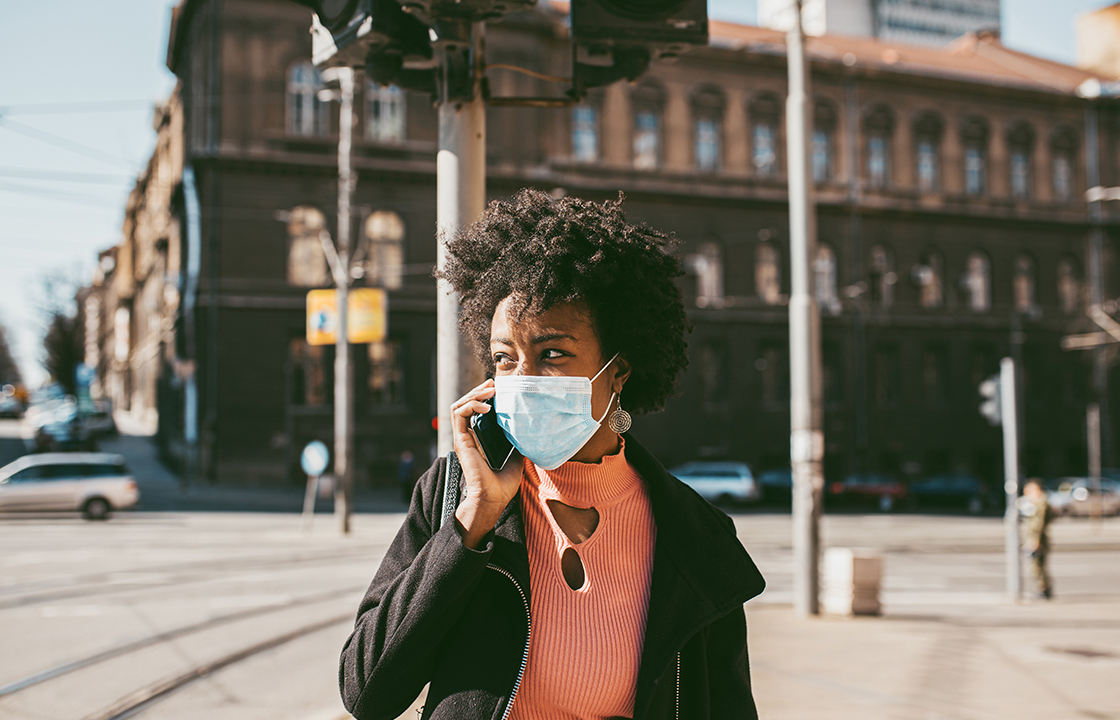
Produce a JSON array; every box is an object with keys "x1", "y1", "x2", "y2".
[
  {"x1": 978, "y1": 375, "x2": 1001, "y2": 426},
  {"x1": 570, "y1": 0, "x2": 708, "y2": 95}
]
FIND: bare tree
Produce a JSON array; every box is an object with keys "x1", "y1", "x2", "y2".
[{"x1": 0, "y1": 323, "x2": 21, "y2": 386}]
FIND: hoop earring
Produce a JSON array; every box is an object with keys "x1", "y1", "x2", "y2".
[{"x1": 608, "y1": 395, "x2": 632, "y2": 434}]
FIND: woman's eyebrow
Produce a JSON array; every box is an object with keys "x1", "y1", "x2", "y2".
[{"x1": 531, "y1": 332, "x2": 578, "y2": 344}]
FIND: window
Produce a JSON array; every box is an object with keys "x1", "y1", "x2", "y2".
[
  {"x1": 965, "y1": 251, "x2": 991, "y2": 312},
  {"x1": 571, "y1": 105, "x2": 598, "y2": 163},
  {"x1": 751, "y1": 94, "x2": 781, "y2": 177},
  {"x1": 366, "y1": 82, "x2": 405, "y2": 142},
  {"x1": 7, "y1": 467, "x2": 48, "y2": 483},
  {"x1": 1051, "y1": 127, "x2": 1077, "y2": 201},
  {"x1": 288, "y1": 62, "x2": 328, "y2": 137},
  {"x1": 286, "y1": 206, "x2": 329, "y2": 287},
  {"x1": 921, "y1": 346, "x2": 948, "y2": 405},
  {"x1": 692, "y1": 87, "x2": 724, "y2": 172},
  {"x1": 865, "y1": 106, "x2": 894, "y2": 189},
  {"x1": 812, "y1": 101, "x2": 836, "y2": 183},
  {"x1": 815, "y1": 244, "x2": 841, "y2": 316},
  {"x1": 758, "y1": 344, "x2": 789, "y2": 409},
  {"x1": 368, "y1": 339, "x2": 405, "y2": 406},
  {"x1": 1014, "y1": 254, "x2": 1037, "y2": 313},
  {"x1": 916, "y1": 249, "x2": 944, "y2": 309},
  {"x1": 962, "y1": 118, "x2": 988, "y2": 196},
  {"x1": 1008, "y1": 122, "x2": 1034, "y2": 200},
  {"x1": 756, "y1": 242, "x2": 782, "y2": 304},
  {"x1": 872, "y1": 345, "x2": 901, "y2": 407},
  {"x1": 868, "y1": 245, "x2": 896, "y2": 309},
  {"x1": 289, "y1": 337, "x2": 327, "y2": 406},
  {"x1": 1057, "y1": 257, "x2": 1080, "y2": 315},
  {"x1": 686, "y1": 241, "x2": 724, "y2": 308},
  {"x1": 365, "y1": 210, "x2": 405, "y2": 291},
  {"x1": 914, "y1": 112, "x2": 942, "y2": 193},
  {"x1": 632, "y1": 83, "x2": 664, "y2": 170},
  {"x1": 699, "y1": 341, "x2": 729, "y2": 410}
]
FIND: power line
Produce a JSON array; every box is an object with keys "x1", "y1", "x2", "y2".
[
  {"x1": 0, "y1": 117, "x2": 139, "y2": 170},
  {"x1": 0, "y1": 181, "x2": 125, "y2": 208},
  {"x1": 0, "y1": 99, "x2": 157, "y2": 116},
  {"x1": 0, "y1": 167, "x2": 134, "y2": 184}
]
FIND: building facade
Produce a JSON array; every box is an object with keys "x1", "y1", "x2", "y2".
[
  {"x1": 759, "y1": 0, "x2": 1001, "y2": 47},
  {"x1": 92, "y1": 1, "x2": 1120, "y2": 490}
]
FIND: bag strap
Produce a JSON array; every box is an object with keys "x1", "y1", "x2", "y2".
[{"x1": 437, "y1": 451, "x2": 462, "y2": 532}]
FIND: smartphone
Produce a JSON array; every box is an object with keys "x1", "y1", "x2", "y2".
[{"x1": 469, "y1": 397, "x2": 516, "y2": 471}]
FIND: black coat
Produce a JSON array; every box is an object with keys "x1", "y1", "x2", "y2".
[{"x1": 339, "y1": 434, "x2": 766, "y2": 720}]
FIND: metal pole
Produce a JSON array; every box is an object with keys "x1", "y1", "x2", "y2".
[
  {"x1": 786, "y1": 0, "x2": 824, "y2": 617},
  {"x1": 1088, "y1": 402, "x2": 1103, "y2": 525},
  {"x1": 436, "y1": 23, "x2": 486, "y2": 457},
  {"x1": 1000, "y1": 357, "x2": 1022, "y2": 601},
  {"x1": 328, "y1": 67, "x2": 355, "y2": 535},
  {"x1": 1086, "y1": 104, "x2": 1112, "y2": 471}
]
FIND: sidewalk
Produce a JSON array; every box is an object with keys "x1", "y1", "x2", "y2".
[{"x1": 748, "y1": 596, "x2": 1120, "y2": 720}]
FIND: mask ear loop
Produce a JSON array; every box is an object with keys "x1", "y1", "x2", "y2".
[{"x1": 590, "y1": 352, "x2": 621, "y2": 424}]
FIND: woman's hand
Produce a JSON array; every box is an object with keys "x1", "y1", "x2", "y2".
[{"x1": 450, "y1": 379, "x2": 523, "y2": 549}]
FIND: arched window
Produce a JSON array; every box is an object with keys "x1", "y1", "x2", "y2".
[
  {"x1": 686, "y1": 240, "x2": 724, "y2": 307},
  {"x1": 812, "y1": 101, "x2": 836, "y2": 183},
  {"x1": 965, "y1": 251, "x2": 991, "y2": 312},
  {"x1": 1051, "y1": 126, "x2": 1077, "y2": 201},
  {"x1": 632, "y1": 83, "x2": 664, "y2": 170},
  {"x1": 286, "y1": 206, "x2": 329, "y2": 287},
  {"x1": 962, "y1": 117, "x2": 988, "y2": 196},
  {"x1": 1014, "y1": 253, "x2": 1037, "y2": 312},
  {"x1": 692, "y1": 87, "x2": 724, "y2": 172},
  {"x1": 1057, "y1": 256, "x2": 1080, "y2": 315},
  {"x1": 914, "y1": 112, "x2": 943, "y2": 193},
  {"x1": 865, "y1": 105, "x2": 894, "y2": 189},
  {"x1": 571, "y1": 104, "x2": 599, "y2": 163},
  {"x1": 751, "y1": 94, "x2": 781, "y2": 177},
  {"x1": 1008, "y1": 122, "x2": 1035, "y2": 200},
  {"x1": 868, "y1": 244, "x2": 896, "y2": 309},
  {"x1": 815, "y1": 244, "x2": 841, "y2": 316},
  {"x1": 365, "y1": 210, "x2": 405, "y2": 290},
  {"x1": 915, "y1": 248, "x2": 944, "y2": 309},
  {"x1": 756, "y1": 241, "x2": 782, "y2": 304},
  {"x1": 287, "y1": 62, "x2": 328, "y2": 137},
  {"x1": 366, "y1": 82, "x2": 406, "y2": 142}
]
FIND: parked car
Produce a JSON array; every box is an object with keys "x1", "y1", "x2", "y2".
[
  {"x1": 757, "y1": 468, "x2": 793, "y2": 505},
  {"x1": 670, "y1": 462, "x2": 760, "y2": 505},
  {"x1": 1047, "y1": 477, "x2": 1120, "y2": 517},
  {"x1": 0, "y1": 453, "x2": 139, "y2": 520},
  {"x1": 0, "y1": 396, "x2": 23, "y2": 419},
  {"x1": 828, "y1": 473, "x2": 906, "y2": 512},
  {"x1": 909, "y1": 473, "x2": 987, "y2": 514}
]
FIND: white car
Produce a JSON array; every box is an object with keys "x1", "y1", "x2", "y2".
[
  {"x1": 1047, "y1": 477, "x2": 1120, "y2": 517},
  {"x1": 0, "y1": 453, "x2": 139, "y2": 520},
  {"x1": 671, "y1": 462, "x2": 760, "y2": 505}
]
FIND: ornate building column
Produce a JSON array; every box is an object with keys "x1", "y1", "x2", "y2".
[
  {"x1": 601, "y1": 81, "x2": 631, "y2": 168},
  {"x1": 724, "y1": 88, "x2": 749, "y2": 175},
  {"x1": 988, "y1": 117, "x2": 1008, "y2": 198},
  {"x1": 942, "y1": 114, "x2": 963, "y2": 195},
  {"x1": 664, "y1": 81, "x2": 692, "y2": 171}
]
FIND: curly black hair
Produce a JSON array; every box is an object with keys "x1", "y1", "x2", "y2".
[{"x1": 438, "y1": 188, "x2": 690, "y2": 415}]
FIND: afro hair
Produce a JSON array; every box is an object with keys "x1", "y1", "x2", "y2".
[{"x1": 437, "y1": 188, "x2": 690, "y2": 415}]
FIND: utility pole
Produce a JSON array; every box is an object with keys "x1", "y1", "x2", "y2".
[
  {"x1": 435, "y1": 22, "x2": 487, "y2": 457},
  {"x1": 321, "y1": 66, "x2": 356, "y2": 534},
  {"x1": 785, "y1": 0, "x2": 824, "y2": 617},
  {"x1": 999, "y1": 357, "x2": 1022, "y2": 601}
]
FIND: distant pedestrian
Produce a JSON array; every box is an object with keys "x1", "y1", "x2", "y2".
[
  {"x1": 397, "y1": 450, "x2": 415, "y2": 503},
  {"x1": 1023, "y1": 478, "x2": 1054, "y2": 600}
]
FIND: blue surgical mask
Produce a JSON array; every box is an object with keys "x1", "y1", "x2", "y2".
[{"x1": 493, "y1": 353, "x2": 619, "y2": 470}]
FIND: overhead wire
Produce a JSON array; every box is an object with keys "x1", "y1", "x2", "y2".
[
  {"x1": 0, "y1": 167, "x2": 134, "y2": 184},
  {"x1": 0, "y1": 117, "x2": 140, "y2": 170}
]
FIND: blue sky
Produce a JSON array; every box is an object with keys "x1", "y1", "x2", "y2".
[{"x1": 0, "y1": 0, "x2": 1113, "y2": 385}]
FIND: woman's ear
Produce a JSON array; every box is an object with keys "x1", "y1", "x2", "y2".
[{"x1": 612, "y1": 355, "x2": 632, "y2": 393}]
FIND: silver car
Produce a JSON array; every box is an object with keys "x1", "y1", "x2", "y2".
[
  {"x1": 671, "y1": 462, "x2": 760, "y2": 505},
  {"x1": 1047, "y1": 477, "x2": 1120, "y2": 517},
  {"x1": 0, "y1": 453, "x2": 139, "y2": 520}
]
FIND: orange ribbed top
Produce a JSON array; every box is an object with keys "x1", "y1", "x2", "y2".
[{"x1": 509, "y1": 440, "x2": 656, "y2": 720}]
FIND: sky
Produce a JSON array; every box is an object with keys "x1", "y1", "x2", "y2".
[{"x1": 0, "y1": 0, "x2": 1114, "y2": 386}]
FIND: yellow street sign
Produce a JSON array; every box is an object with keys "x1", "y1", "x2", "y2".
[{"x1": 306, "y1": 288, "x2": 387, "y2": 345}]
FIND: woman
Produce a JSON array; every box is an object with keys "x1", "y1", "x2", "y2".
[{"x1": 340, "y1": 190, "x2": 765, "y2": 720}]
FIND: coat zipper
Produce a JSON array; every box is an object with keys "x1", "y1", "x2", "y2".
[
  {"x1": 488, "y1": 564, "x2": 531, "y2": 720},
  {"x1": 675, "y1": 652, "x2": 681, "y2": 720}
]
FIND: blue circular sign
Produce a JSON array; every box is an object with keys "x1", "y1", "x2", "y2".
[{"x1": 301, "y1": 440, "x2": 330, "y2": 476}]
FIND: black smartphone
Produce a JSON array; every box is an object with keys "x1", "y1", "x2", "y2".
[{"x1": 469, "y1": 397, "x2": 516, "y2": 471}]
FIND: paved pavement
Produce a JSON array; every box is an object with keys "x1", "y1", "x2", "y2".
[{"x1": 2, "y1": 423, "x2": 1119, "y2": 719}]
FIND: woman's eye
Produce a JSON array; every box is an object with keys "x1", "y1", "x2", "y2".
[
  {"x1": 493, "y1": 353, "x2": 515, "y2": 366},
  {"x1": 542, "y1": 349, "x2": 566, "y2": 360}
]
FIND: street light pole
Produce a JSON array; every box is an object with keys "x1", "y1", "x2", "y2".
[
  {"x1": 322, "y1": 66, "x2": 355, "y2": 534},
  {"x1": 435, "y1": 22, "x2": 487, "y2": 457},
  {"x1": 785, "y1": 0, "x2": 824, "y2": 617}
]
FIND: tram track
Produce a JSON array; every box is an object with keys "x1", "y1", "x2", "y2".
[{"x1": 0, "y1": 584, "x2": 363, "y2": 698}]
